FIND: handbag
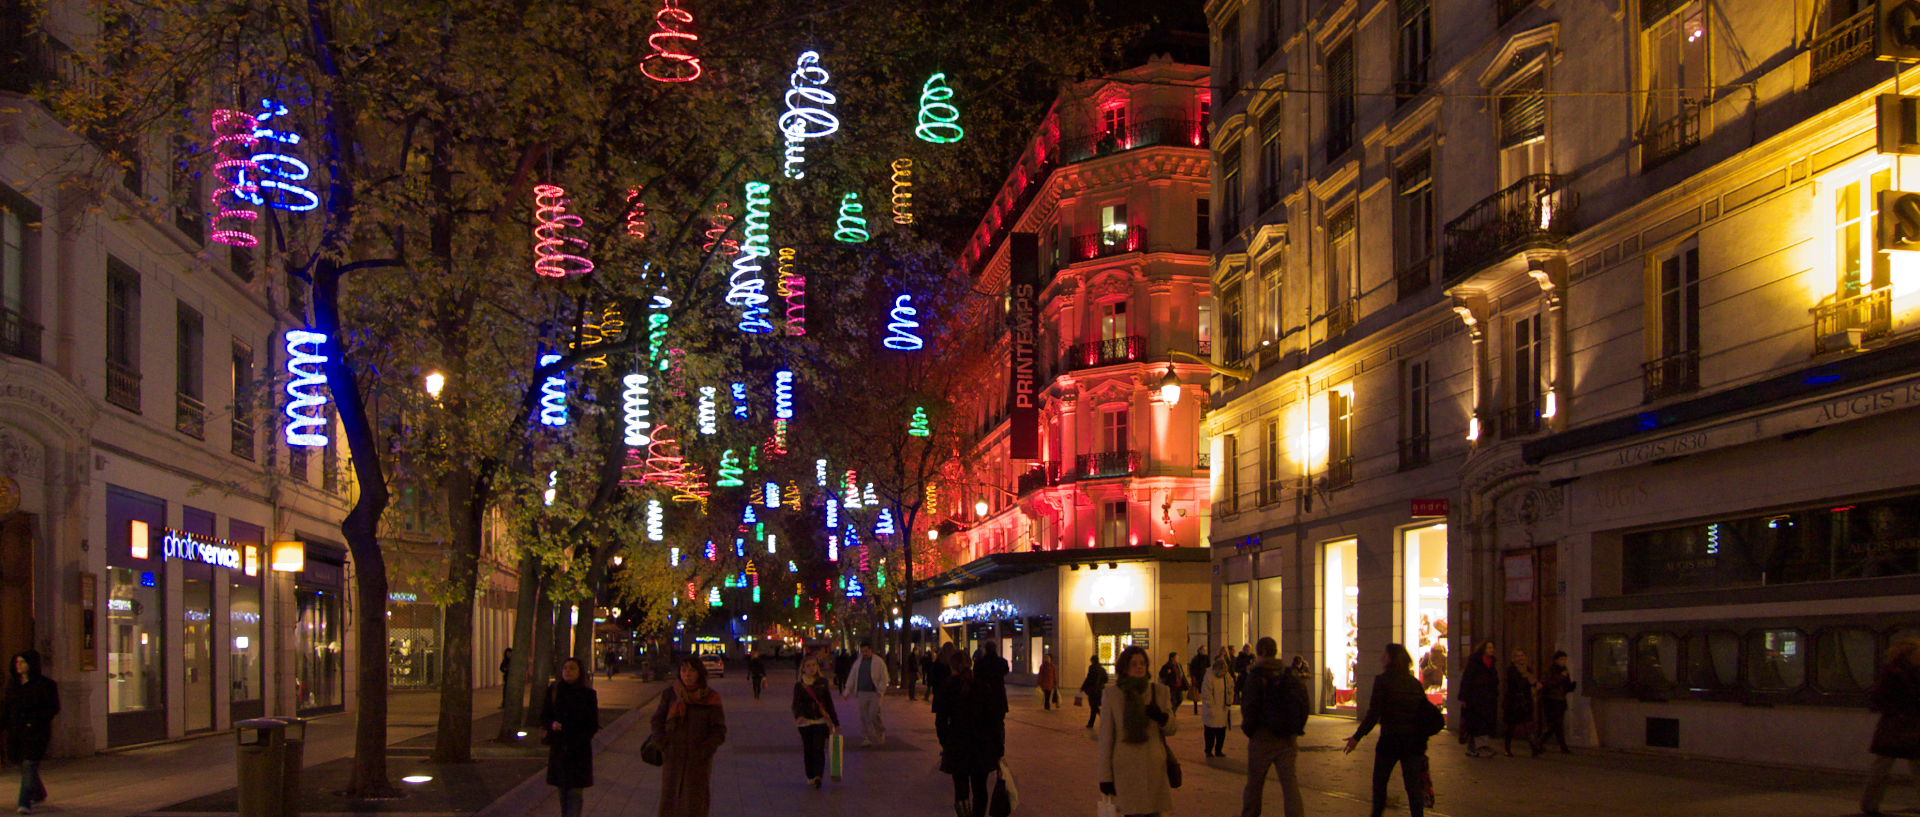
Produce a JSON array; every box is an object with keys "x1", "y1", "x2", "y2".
[
  {"x1": 989, "y1": 758, "x2": 1019, "y2": 816},
  {"x1": 828, "y1": 732, "x2": 845, "y2": 781},
  {"x1": 1073, "y1": 694, "x2": 1084, "y2": 707},
  {"x1": 1156, "y1": 687, "x2": 1182, "y2": 789},
  {"x1": 1418, "y1": 696, "x2": 1446, "y2": 738}
]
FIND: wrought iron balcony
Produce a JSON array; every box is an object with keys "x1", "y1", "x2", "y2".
[
  {"x1": 1325, "y1": 300, "x2": 1357, "y2": 338},
  {"x1": 1066, "y1": 335, "x2": 1144, "y2": 370},
  {"x1": 1016, "y1": 463, "x2": 1059, "y2": 496},
  {"x1": 1500, "y1": 402, "x2": 1544, "y2": 438},
  {"x1": 1324, "y1": 457, "x2": 1355, "y2": 490},
  {"x1": 1076, "y1": 449, "x2": 1140, "y2": 480},
  {"x1": 1398, "y1": 435, "x2": 1431, "y2": 471},
  {"x1": 1641, "y1": 349, "x2": 1699, "y2": 403},
  {"x1": 231, "y1": 417, "x2": 256, "y2": 460},
  {"x1": 1640, "y1": 101, "x2": 1703, "y2": 170},
  {"x1": 1813, "y1": 286, "x2": 1893, "y2": 354},
  {"x1": 1396, "y1": 256, "x2": 1433, "y2": 300},
  {"x1": 105, "y1": 361, "x2": 141, "y2": 412},
  {"x1": 1442, "y1": 174, "x2": 1578, "y2": 286},
  {"x1": 1057, "y1": 119, "x2": 1209, "y2": 165},
  {"x1": 0, "y1": 307, "x2": 42, "y2": 362},
  {"x1": 175, "y1": 392, "x2": 205, "y2": 439},
  {"x1": 1068, "y1": 226, "x2": 1148, "y2": 263},
  {"x1": 1811, "y1": 9, "x2": 1874, "y2": 84}
]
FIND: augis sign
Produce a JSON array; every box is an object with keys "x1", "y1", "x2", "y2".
[{"x1": 161, "y1": 529, "x2": 243, "y2": 570}]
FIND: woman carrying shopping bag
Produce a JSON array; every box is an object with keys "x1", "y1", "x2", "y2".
[{"x1": 791, "y1": 657, "x2": 839, "y2": 789}]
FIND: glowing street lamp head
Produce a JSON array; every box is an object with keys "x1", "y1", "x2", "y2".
[
  {"x1": 974, "y1": 500, "x2": 990, "y2": 517},
  {"x1": 424, "y1": 371, "x2": 446, "y2": 399},
  {"x1": 1157, "y1": 365, "x2": 1182, "y2": 406}
]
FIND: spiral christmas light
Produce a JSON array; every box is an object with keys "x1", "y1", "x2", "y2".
[
  {"x1": 538, "y1": 354, "x2": 568, "y2": 427},
  {"x1": 773, "y1": 370, "x2": 794, "y2": 419},
  {"x1": 890, "y1": 159, "x2": 914, "y2": 224},
  {"x1": 703, "y1": 203, "x2": 739, "y2": 258},
  {"x1": 767, "y1": 419, "x2": 789, "y2": 456},
  {"x1": 624, "y1": 187, "x2": 650, "y2": 239},
  {"x1": 834, "y1": 192, "x2": 870, "y2": 243},
  {"x1": 640, "y1": 0, "x2": 704, "y2": 83},
  {"x1": 698, "y1": 386, "x2": 718, "y2": 435},
  {"x1": 826, "y1": 494, "x2": 839, "y2": 529},
  {"x1": 283, "y1": 330, "x2": 329, "y2": 446},
  {"x1": 926, "y1": 482, "x2": 938, "y2": 508},
  {"x1": 575, "y1": 310, "x2": 608, "y2": 370},
  {"x1": 764, "y1": 481, "x2": 781, "y2": 508},
  {"x1": 716, "y1": 449, "x2": 744, "y2": 487},
  {"x1": 883, "y1": 293, "x2": 924, "y2": 350},
  {"x1": 730, "y1": 382, "x2": 748, "y2": 420},
  {"x1": 916, "y1": 73, "x2": 965, "y2": 144},
  {"x1": 646, "y1": 499, "x2": 664, "y2": 541},
  {"x1": 544, "y1": 470, "x2": 558, "y2": 506},
  {"x1": 727, "y1": 182, "x2": 774, "y2": 334},
  {"x1": 209, "y1": 109, "x2": 261, "y2": 247},
  {"x1": 784, "y1": 483, "x2": 803, "y2": 511},
  {"x1": 864, "y1": 483, "x2": 878, "y2": 506},
  {"x1": 622, "y1": 373, "x2": 653, "y2": 446},
  {"x1": 827, "y1": 534, "x2": 839, "y2": 562},
  {"x1": 777, "y1": 248, "x2": 806, "y2": 336},
  {"x1": 876, "y1": 507, "x2": 896, "y2": 536},
  {"x1": 532, "y1": 184, "x2": 594, "y2": 278},
  {"x1": 909, "y1": 406, "x2": 931, "y2": 437},
  {"x1": 642, "y1": 425, "x2": 689, "y2": 485},
  {"x1": 816, "y1": 458, "x2": 828, "y2": 487},
  {"x1": 779, "y1": 51, "x2": 839, "y2": 179},
  {"x1": 237, "y1": 99, "x2": 319, "y2": 212}
]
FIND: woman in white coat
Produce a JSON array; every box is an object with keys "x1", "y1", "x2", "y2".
[
  {"x1": 1098, "y1": 645, "x2": 1177, "y2": 817},
  {"x1": 1199, "y1": 646, "x2": 1234, "y2": 758}
]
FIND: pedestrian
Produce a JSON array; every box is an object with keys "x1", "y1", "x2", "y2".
[
  {"x1": 540, "y1": 657, "x2": 599, "y2": 817},
  {"x1": 605, "y1": 650, "x2": 620, "y2": 680},
  {"x1": 1345, "y1": 644, "x2": 1435, "y2": 817},
  {"x1": 1238, "y1": 636, "x2": 1307, "y2": 817},
  {"x1": 903, "y1": 645, "x2": 921, "y2": 701},
  {"x1": 1459, "y1": 640, "x2": 1499, "y2": 758},
  {"x1": 500, "y1": 648, "x2": 514, "y2": 687},
  {"x1": 935, "y1": 651, "x2": 1005, "y2": 817},
  {"x1": 1080, "y1": 652, "x2": 1110, "y2": 733},
  {"x1": 1159, "y1": 651, "x2": 1188, "y2": 705},
  {"x1": 1537, "y1": 651, "x2": 1575, "y2": 754},
  {"x1": 1188, "y1": 649, "x2": 1212, "y2": 715},
  {"x1": 1038, "y1": 653, "x2": 1060, "y2": 710},
  {"x1": 1865, "y1": 638, "x2": 1920, "y2": 815},
  {"x1": 841, "y1": 641, "x2": 890, "y2": 746},
  {"x1": 927, "y1": 644, "x2": 954, "y2": 712},
  {"x1": 650, "y1": 656, "x2": 727, "y2": 817},
  {"x1": 1200, "y1": 647, "x2": 1233, "y2": 758},
  {"x1": 1503, "y1": 648, "x2": 1540, "y2": 756},
  {"x1": 1233, "y1": 644, "x2": 1255, "y2": 704},
  {"x1": 2, "y1": 651, "x2": 57, "y2": 814},
  {"x1": 833, "y1": 649, "x2": 853, "y2": 690},
  {"x1": 1289, "y1": 655, "x2": 1311, "y2": 680},
  {"x1": 1099, "y1": 646, "x2": 1178, "y2": 817},
  {"x1": 748, "y1": 652, "x2": 767, "y2": 700},
  {"x1": 976, "y1": 641, "x2": 1011, "y2": 717},
  {"x1": 791, "y1": 656, "x2": 840, "y2": 789}
]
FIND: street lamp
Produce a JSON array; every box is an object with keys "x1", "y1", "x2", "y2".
[
  {"x1": 1157, "y1": 364, "x2": 1182, "y2": 406},
  {"x1": 926, "y1": 529, "x2": 939, "y2": 541},
  {"x1": 424, "y1": 371, "x2": 446, "y2": 399},
  {"x1": 973, "y1": 499, "x2": 990, "y2": 517}
]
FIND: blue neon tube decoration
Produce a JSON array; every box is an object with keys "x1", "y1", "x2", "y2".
[
  {"x1": 883, "y1": 293, "x2": 924, "y2": 350},
  {"x1": 283, "y1": 330, "x2": 329, "y2": 446},
  {"x1": 537, "y1": 354, "x2": 568, "y2": 426}
]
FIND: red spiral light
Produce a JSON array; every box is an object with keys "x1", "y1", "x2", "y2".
[
  {"x1": 209, "y1": 109, "x2": 261, "y2": 247},
  {"x1": 625, "y1": 187, "x2": 649, "y2": 240},
  {"x1": 641, "y1": 0, "x2": 704, "y2": 84},
  {"x1": 702, "y1": 202, "x2": 739, "y2": 258},
  {"x1": 532, "y1": 184, "x2": 595, "y2": 278}
]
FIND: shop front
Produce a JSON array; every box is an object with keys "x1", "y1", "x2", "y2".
[
  {"x1": 387, "y1": 591, "x2": 440, "y2": 690},
  {"x1": 105, "y1": 486, "x2": 166, "y2": 747},
  {"x1": 294, "y1": 536, "x2": 346, "y2": 715}
]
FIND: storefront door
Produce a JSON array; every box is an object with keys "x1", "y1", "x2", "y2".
[
  {"x1": 0, "y1": 513, "x2": 34, "y2": 660},
  {"x1": 1502, "y1": 544, "x2": 1560, "y2": 676},
  {"x1": 182, "y1": 575, "x2": 214, "y2": 732}
]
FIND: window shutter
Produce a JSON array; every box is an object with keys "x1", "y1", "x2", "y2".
[
  {"x1": 1498, "y1": 72, "x2": 1547, "y2": 148},
  {"x1": 1328, "y1": 41, "x2": 1356, "y2": 100}
]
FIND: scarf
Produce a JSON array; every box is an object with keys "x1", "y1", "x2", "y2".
[
  {"x1": 668, "y1": 680, "x2": 720, "y2": 725},
  {"x1": 1115, "y1": 675, "x2": 1151, "y2": 744}
]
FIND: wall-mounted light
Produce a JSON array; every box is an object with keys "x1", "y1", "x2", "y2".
[
  {"x1": 926, "y1": 529, "x2": 939, "y2": 542},
  {"x1": 1157, "y1": 365, "x2": 1182, "y2": 406},
  {"x1": 1466, "y1": 414, "x2": 1481, "y2": 442},
  {"x1": 129, "y1": 520, "x2": 150, "y2": 560},
  {"x1": 270, "y1": 540, "x2": 305, "y2": 572}
]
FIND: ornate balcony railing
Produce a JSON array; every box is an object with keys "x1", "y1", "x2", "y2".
[
  {"x1": 1641, "y1": 349, "x2": 1700, "y2": 403},
  {"x1": 1324, "y1": 457, "x2": 1355, "y2": 490},
  {"x1": 105, "y1": 361, "x2": 141, "y2": 412},
  {"x1": 175, "y1": 392, "x2": 205, "y2": 439},
  {"x1": 1066, "y1": 335, "x2": 1143, "y2": 370},
  {"x1": 1057, "y1": 119, "x2": 1210, "y2": 165},
  {"x1": 1443, "y1": 173, "x2": 1578, "y2": 286},
  {"x1": 1398, "y1": 435, "x2": 1431, "y2": 471},
  {"x1": 0, "y1": 306, "x2": 42, "y2": 362},
  {"x1": 1640, "y1": 100, "x2": 1703, "y2": 170},
  {"x1": 231, "y1": 417, "x2": 256, "y2": 460},
  {"x1": 1016, "y1": 463, "x2": 1059, "y2": 496},
  {"x1": 1068, "y1": 226, "x2": 1149, "y2": 263},
  {"x1": 1500, "y1": 402, "x2": 1544, "y2": 438},
  {"x1": 1325, "y1": 300, "x2": 1357, "y2": 338},
  {"x1": 1811, "y1": 9, "x2": 1874, "y2": 84},
  {"x1": 1076, "y1": 450, "x2": 1140, "y2": 480},
  {"x1": 1813, "y1": 286, "x2": 1893, "y2": 354}
]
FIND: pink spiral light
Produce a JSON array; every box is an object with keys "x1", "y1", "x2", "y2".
[
  {"x1": 532, "y1": 184, "x2": 595, "y2": 278},
  {"x1": 641, "y1": 0, "x2": 704, "y2": 83},
  {"x1": 209, "y1": 109, "x2": 261, "y2": 247}
]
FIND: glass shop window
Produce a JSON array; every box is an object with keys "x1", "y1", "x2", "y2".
[
  {"x1": 1746, "y1": 628, "x2": 1807, "y2": 692},
  {"x1": 1816, "y1": 628, "x2": 1879, "y2": 693},
  {"x1": 1682, "y1": 631, "x2": 1739, "y2": 692},
  {"x1": 1591, "y1": 634, "x2": 1629, "y2": 689},
  {"x1": 107, "y1": 566, "x2": 163, "y2": 713}
]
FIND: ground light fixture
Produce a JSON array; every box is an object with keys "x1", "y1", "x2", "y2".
[
  {"x1": 401, "y1": 775, "x2": 433, "y2": 784},
  {"x1": 1157, "y1": 364, "x2": 1182, "y2": 405}
]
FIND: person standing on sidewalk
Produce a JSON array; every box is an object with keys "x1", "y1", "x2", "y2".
[
  {"x1": 1233, "y1": 644, "x2": 1255, "y2": 705},
  {"x1": 3, "y1": 651, "x2": 57, "y2": 815},
  {"x1": 540, "y1": 658, "x2": 599, "y2": 817},
  {"x1": 1238, "y1": 637, "x2": 1307, "y2": 817},
  {"x1": 1537, "y1": 651, "x2": 1575, "y2": 754},
  {"x1": 1099, "y1": 646, "x2": 1178, "y2": 817},
  {"x1": 935, "y1": 651, "x2": 1002, "y2": 817},
  {"x1": 1038, "y1": 653, "x2": 1059, "y2": 710},
  {"x1": 1188, "y1": 650, "x2": 1211, "y2": 715},
  {"x1": 651, "y1": 657, "x2": 727, "y2": 817},
  {"x1": 791, "y1": 656, "x2": 839, "y2": 789},
  {"x1": 1080, "y1": 652, "x2": 1110, "y2": 732},
  {"x1": 902, "y1": 646, "x2": 920, "y2": 701},
  {"x1": 1460, "y1": 641, "x2": 1499, "y2": 758},
  {"x1": 748, "y1": 652, "x2": 767, "y2": 700},
  {"x1": 1503, "y1": 649, "x2": 1540, "y2": 757},
  {"x1": 842, "y1": 641, "x2": 890, "y2": 746},
  {"x1": 927, "y1": 644, "x2": 954, "y2": 712},
  {"x1": 1864, "y1": 638, "x2": 1920, "y2": 815},
  {"x1": 1199, "y1": 647, "x2": 1233, "y2": 758},
  {"x1": 977, "y1": 641, "x2": 1011, "y2": 719},
  {"x1": 1159, "y1": 652, "x2": 1189, "y2": 708},
  {"x1": 1345, "y1": 644, "x2": 1434, "y2": 817}
]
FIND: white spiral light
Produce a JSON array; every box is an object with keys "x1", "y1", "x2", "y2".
[{"x1": 283, "y1": 330, "x2": 329, "y2": 446}]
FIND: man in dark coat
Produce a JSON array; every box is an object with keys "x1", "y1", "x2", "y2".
[
  {"x1": 541, "y1": 658, "x2": 599, "y2": 817},
  {"x1": 934, "y1": 651, "x2": 1002, "y2": 817},
  {"x1": 3, "y1": 650, "x2": 57, "y2": 814},
  {"x1": 1188, "y1": 650, "x2": 1212, "y2": 714},
  {"x1": 1460, "y1": 640, "x2": 1501, "y2": 757},
  {"x1": 1080, "y1": 652, "x2": 1110, "y2": 730}
]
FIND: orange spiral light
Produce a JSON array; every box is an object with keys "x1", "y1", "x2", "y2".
[
  {"x1": 532, "y1": 184, "x2": 594, "y2": 278},
  {"x1": 641, "y1": 0, "x2": 704, "y2": 83}
]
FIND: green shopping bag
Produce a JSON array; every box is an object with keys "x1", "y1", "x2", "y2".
[{"x1": 828, "y1": 732, "x2": 844, "y2": 781}]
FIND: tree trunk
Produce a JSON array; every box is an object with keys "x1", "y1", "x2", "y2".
[
  {"x1": 497, "y1": 550, "x2": 539, "y2": 740},
  {"x1": 431, "y1": 464, "x2": 484, "y2": 762},
  {"x1": 527, "y1": 578, "x2": 555, "y2": 726},
  {"x1": 574, "y1": 558, "x2": 607, "y2": 684}
]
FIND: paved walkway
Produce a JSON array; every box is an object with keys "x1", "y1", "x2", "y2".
[{"x1": 534, "y1": 672, "x2": 1887, "y2": 817}]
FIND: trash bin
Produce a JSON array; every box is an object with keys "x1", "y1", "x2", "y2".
[{"x1": 236, "y1": 717, "x2": 305, "y2": 817}]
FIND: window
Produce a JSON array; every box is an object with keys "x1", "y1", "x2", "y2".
[
  {"x1": 1196, "y1": 198, "x2": 1210, "y2": 250},
  {"x1": 1221, "y1": 280, "x2": 1244, "y2": 361},
  {"x1": 1262, "y1": 417, "x2": 1282, "y2": 504},
  {"x1": 1101, "y1": 203, "x2": 1129, "y2": 248},
  {"x1": 1836, "y1": 170, "x2": 1892, "y2": 298},
  {"x1": 1325, "y1": 39, "x2": 1356, "y2": 161},
  {"x1": 1220, "y1": 140, "x2": 1243, "y2": 235},
  {"x1": 1326, "y1": 206, "x2": 1356, "y2": 323},
  {"x1": 1219, "y1": 17, "x2": 1241, "y2": 93},
  {"x1": 1509, "y1": 313, "x2": 1542, "y2": 428},
  {"x1": 1, "y1": 193, "x2": 31, "y2": 361},
  {"x1": 1327, "y1": 387, "x2": 1353, "y2": 486},
  {"x1": 1260, "y1": 252, "x2": 1283, "y2": 343},
  {"x1": 229, "y1": 244, "x2": 254, "y2": 282},
  {"x1": 1101, "y1": 407, "x2": 1129, "y2": 453},
  {"x1": 1197, "y1": 301, "x2": 1213, "y2": 354},
  {"x1": 171, "y1": 135, "x2": 203, "y2": 242},
  {"x1": 1100, "y1": 300, "x2": 1129, "y2": 341},
  {"x1": 1498, "y1": 72, "x2": 1549, "y2": 183},
  {"x1": 1402, "y1": 524, "x2": 1450, "y2": 700},
  {"x1": 1101, "y1": 500, "x2": 1129, "y2": 548},
  {"x1": 1746, "y1": 629, "x2": 1806, "y2": 692},
  {"x1": 1101, "y1": 103, "x2": 1129, "y2": 140},
  {"x1": 1198, "y1": 97, "x2": 1211, "y2": 130},
  {"x1": 1221, "y1": 433, "x2": 1240, "y2": 510},
  {"x1": 1260, "y1": 0, "x2": 1282, "y2": 51},
  {"x1": 1623, "y1": 492, "x2": 1920, "y2": 594},
  {"x1": 231, "y1": 340, "x2": 256, "y2": 460},
  {"x1": 1395, "y1": 153, "x2": 1434, "y2": 296},
  {"x1": 1396, "y1": 0, "x2": 1432, "y2": 98},
  {"x1": 1592, "y1": 634, "x2": 1630, "y2": 688},
  {"x1": 1816, "y1": 628, "x2": 1878, "y2": 692},
  {"x1": 1259, "y1": 108, "x2": 1283, "y2": 210},
  {"x1": 1323, "y1": 538, "x2": 1359, "y2": 711},
  {"x1": 1633, "y1": 633, "x2": 1678, "y2": 692},
  {"x1": 1402, "y1": 359, "x2": 1430, "y2": 468},
  {"x1": 1653, "y1": 245, "x2": 1700, "y2": 358},
  {"x1": 175, "y1": 303, "x2": 203, "y2": 400},
  {"x1": 106, "y1": 260, "x2": 142, "y2": 411},
  {"x1": 1682, "y1": 631, "x2": 1739, "y2": 692},
  {"x1": 1640, "y1": 1, "x2": 1707, "y2": 161}
]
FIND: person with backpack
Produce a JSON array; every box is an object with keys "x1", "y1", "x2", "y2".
[
  {"x1": 1345, "y1": 644, "x2": 1441, "y2": 817},
  {"x1": 1080, "y1": 652, "x2": 1110, "y2": 732},
  {"x1": 1238, "y1": 637, "x2": 1307, "y2": 817},
  {"x1": 1159, "y1": 652, "x2": 1189, "y2": 705}
]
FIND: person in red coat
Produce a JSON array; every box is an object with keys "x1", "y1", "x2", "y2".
[{"x1": 1037, "y1": 654, "x2": 1060, "y2": 710}]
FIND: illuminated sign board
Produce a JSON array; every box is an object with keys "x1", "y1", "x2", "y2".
[{"x1": 161, "y1": 529, "x2": 242, "y2": 570}]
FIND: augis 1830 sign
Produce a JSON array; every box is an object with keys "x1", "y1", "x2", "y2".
[{"x1": 161, "y1": 529, "x2": 243, "y2": 570}]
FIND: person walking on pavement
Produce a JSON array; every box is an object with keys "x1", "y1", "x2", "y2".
[
  {"x1": 1200, "y1": 647, "x2": 1234, "y2": 758},
  {"x1": 1099, "y1": 646, "x2": 1178, "y2": 817},
  {"x1": 842, "y1": 641, "x2": 891, "y2": 746},
  {"x1": 748, "y1": 652, "x2": 767, "y2": 700},
  {"x1": 2, "y1": 651, "x2": 56, "y2": 814},
  {"x1": 1537, "y1": 651, "x2": 1576, "y2": 754},
  {"x1": 976, "y1": 641, "x2": 1011, "y2": 718},
  {"x1": 1233, "y1": 644, "x2": 1255, "y2": 705},
  {"x1": 1081, "y1": 652, "x2": 1110, "y2": 733},
  {"x1": 1188, "y1": 649, "x2": 1212, "y2": 715},
  {"x1": 650, "y1": 656, "x2": 727, "y2": 817},
  {"x1": 1239, "y1": 637, "x2": 1308, "y2": 817},
  {"x1": 1503, "y1": 649, "x2": 1541, "y2": 756},
  {"x1": 1864, "y1": 638, "x2": 1920, "y2": 815},
  {"x1": 833, "y1": 649, "x2": 854, "y2": 691},
  {"x1": 927, "y1": 644, "x2": 954, "y2": 712},
  {"x1": 540, "y1": 657, "x2": 599, "y2": 817},
  {"x1": 1038, "y1": 653, "x2": 1060, "y2": 709},
  {"x1": 1159, "y1": 651, "x2": 1189, "y2": 708},
  {"x1": 791, "y1": 656, "x2": 840, "y2": 789},
  {"x1": 935, "y1": 651, "x2": 1004, "y2": 817},
  {"x1": 1345, "y1": 644, "x2": 1435, "y2": 817},
  {"x1": 902, "y1": 645, "x2": 920, "y2": 701},
  {"x1": 1460, "y1": 640, "x2": 1500, "y2": 758}
]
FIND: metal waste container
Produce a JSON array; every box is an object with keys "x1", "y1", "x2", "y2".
[{"x1": 236, "y1": 717, "x2": 305, "y2": 817}]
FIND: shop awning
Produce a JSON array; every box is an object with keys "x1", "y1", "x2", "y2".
[{"x1": 914, "y1": 546, "x2": 1208, "y2": 599}]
